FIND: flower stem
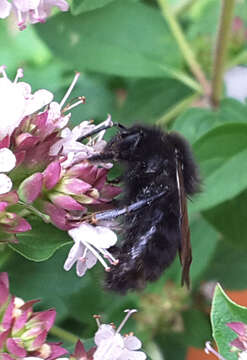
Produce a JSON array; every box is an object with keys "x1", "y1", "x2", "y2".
[
  {"x1": 18, "y1": 201, "x2": 50, "y2": 223},
  {"x1": 50, "y1": 325, "x2": 79, "y2": 344},
  {"x1": 157, "y1": 0, "x2": 211, "y2": 97},
  {"x1": 211, "y1": 0, "x2": 236, "y2": 107},
  {"x1": 156, "y1": 93, "x2": 199, "y2": 126}
]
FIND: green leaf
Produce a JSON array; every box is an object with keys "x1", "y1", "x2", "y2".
[
  {"x1": 117, "y1": 78, "x2": 192, "y2": 125},
  {"x1": 205, "y1": 238, "x2": 247, "y2": 290},
  {"x1": 203, "y1": 189, "x2": 247, "y2": 249},
  {"x1": 36, "y1": 1, "x2": 182, "y2": 78},
  {"x1": 4, "y1": 246, "x2": 84, "y2": 321},
  {"x1": 10, "y1": 218, "x2": 71, "y2": 261},
  {"x1": 211, "y1": 284, "x2": 247, "y2": 359},
  {"x1": 191, "y1": 123, "x2": 247, "y2": 212},
  {"x1": 71, "y1": 0, "x2": 116, "y2": 15},
  {"x1": 182, "y1": 309, "x2": 211, "y2": 348},
  {"x1": 172, "y1": 98, "x2": 247, "y2": 144}
]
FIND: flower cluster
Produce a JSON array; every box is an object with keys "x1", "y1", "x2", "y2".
[
  {"x1": 205, "y1": 322, "x2": 247, "y2": 360},
  {"x1": 0, "y1": 65, "x2": 121, "y2": 279},
  {"x1": 0, "y1": 273, "x2": 147, "y2": 360},
  {"x1": 0, "y1": 272, "x2": 68, "y2": 359},
  {"x1": 0, "y1": 0, "x2": 69, "y2": 30}
]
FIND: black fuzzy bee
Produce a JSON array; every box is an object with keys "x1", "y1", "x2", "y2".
[{"x1": 88, "y1": 125, "x2": 200, "y2": 294}]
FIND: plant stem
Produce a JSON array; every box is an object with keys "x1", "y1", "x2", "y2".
[
  {"x1": 50, "y1": 325, "x2": 79, "y2": 344},
  {"x1": 211, "y1": 0, "x2": 236, "y2": 107},
  {"x1": 157, "y1": 0, "x2": 211, "y2": 98},
  {"x1": 173, "y1": 0, "x2": 197, "y2": 17},
  {"x1": 156, "y1": 93, "x2": 199, "y2": 126}
]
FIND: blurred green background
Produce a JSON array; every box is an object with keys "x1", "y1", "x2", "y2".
[{"x1": 1, "y1": 0, "x2": 247, "y2": 359}]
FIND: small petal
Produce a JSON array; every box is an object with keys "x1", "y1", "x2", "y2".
[
  {"x1": 43, "y1": 161, "x2": 61, "y2": 190},
  {"x1": 227, "y1": 322, "x2": 247, "y2": 336},
  {"x1": 6, "y1": 338, "x2": 26, "y2": 357},
  {"x1": 0, "y1": 174, "x2": 12, "y2": 194},
  {"x1": 94, "y1": 325, "x2": 115, "y2": 346},
  {"x1": 18, "y1": 172, "x2": 43, "y2": 203},
  {"x1": 24, "y1": 89, "x2": 54, "y2": 116},
  {"x1": 50, "y1": 193, "x2": 85, "y2": 211},
  {"x1": 0, "y1": 0, "x2": 12, "y2": 18},
  {"x1": 0, "y1": 148, "x2": 16, "y2": 173},
  {"x1": 86, "y1": 226, "x2": 117, "y2": 249},
  {"x1": 124, "y1": 336, "x2": 142, "y2": 351},
  {"x1": 64, "y1": 241, "x2": 84, "y2": 271}
]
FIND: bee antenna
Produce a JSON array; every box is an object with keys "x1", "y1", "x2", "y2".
[{"x1": 113, "y1": 122, "x2": 128, "y2": 132}]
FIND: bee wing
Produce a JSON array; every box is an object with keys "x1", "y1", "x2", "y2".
[{"x1": 176, "y1": 159, "x2": 192, "y2": 289}]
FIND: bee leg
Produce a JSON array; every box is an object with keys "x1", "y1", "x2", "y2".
[
  {"x1": 78, "y1": 122, "x2": 126, "y2": 142},
  {"x1": 94, "y1": 188, "x2": 168, "y2": 222}
]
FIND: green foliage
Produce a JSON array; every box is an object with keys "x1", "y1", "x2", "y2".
[
  {"x1": 10, "y1": 218, "x2": 71, "y2": 261},
  {"x1": 71, "y1": 0, "x2": 117, "y2": 15},
  {"x1": 36, "y1": 1, "x2": 182, "y2": 78},
  {"x1": 211, "y1": 284, "x2": 247, "y2": 359}
]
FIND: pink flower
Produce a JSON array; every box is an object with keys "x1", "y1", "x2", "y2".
[
  {"x1": 227, "y1": 322, "x2": 247, "y2": 351},
  {"x1": 0, "y1": 273, "x2": 68, "y2": 359},
  {"x1": 70, "y1": 340, "x2": 95, "y2": 360},
  {"x1": 0, "y1": 0, "x2": 69, "y2": 30},
  {"x1": 0, "y1": 191, "x2": 31, "y2": 242}
]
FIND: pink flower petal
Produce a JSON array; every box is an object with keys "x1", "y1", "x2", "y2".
[
  {"x1": 12, "y1": 309, "x2": 29, "y2": 333},
  {"x1": 18, "y1": 172, "x2": 43, "y2": 203},
  {"x1": 100, "y1": 185, "x2": 122, "y2": 202},
  {"x1": 15, "y1": 150, "x2": 26, "y2": 167},
  {"x1": 230, "y1": 338, "x2": 246, "y2": 351},
  {"x1": 0, "y1": 353, "x2": 14, "y2": 360},
  {"x1": 73, "y1": 340, "x2": 87, "y2": 357},
  {"x1": 43, "y1": 161, "x2": 61, "y2": 190},
  {"x1": 46, "y1": 343, "x2": 68, "y2": 360},
  {"x1": 2, "y1": 297, "x2": 15, "y2": 330},
  {"x1": 227, "y1": 322, "x2": 247, "y2": 336},
  {"x1": 0, "y1": 135, "x2": 10, "y2": 149},
  {"x1": 0, "y1": 201, "x2": 8, "y2": 212},
  {"x1": 32, "y1": 309, "x2": 56, "y2": 331},
  {"x1": 43, "y1": 202, "x2": 71, "y2": 230},
  {"x1": 50, "y1": 194, "x2": 86, "y2": 211},
  {"x1": 6, "y1": 338, "x2": 26, "y2": 357},
  {"x1": 0, "y1": 191, "x2": 19, "y2": 205},
  {"x1": 0, "y1": 329, "x2": 10, "y2": 349},
  {"x1": 31, "y1": 329, "x2": 48, "y2": 350},
  {"x1": 62, "y1": 178, "x2": 92, "y2": 195},
  {"x1": 4, "y1": 214, "x2": 31, "y2": 233},
  {"x1": 15, "y1": 134, "x2": 39, "y2": 150}
]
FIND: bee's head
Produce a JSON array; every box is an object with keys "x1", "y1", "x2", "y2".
[{"x1": 102, "y1": 126, "x2": 145, "y2": 161}]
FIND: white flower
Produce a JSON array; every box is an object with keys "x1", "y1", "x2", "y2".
[
  {"x1": 0, "y1": 148, "x2": 16, "y2": 194},
  {"x1": 50, "y1": 115, "x2": 113, "y2": 162},
  {"x1": 0, "y1": 0, "x2": 69, "y2": 30},
  {"x1": 93, "y1": 310, "x2": 146, "y2": 360},
  {"x1": 239, "y1": 351, "x2": 247, "y2": 360},
  {"x1": 0, "y1": 66, "x2": 53, "y2": 141},
  {"x1": 224, "y1": 66, "x2": 247, "y2": 103},
  {"x1": 64, "y1": 223, "x2": 118, "y2": 277}
]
